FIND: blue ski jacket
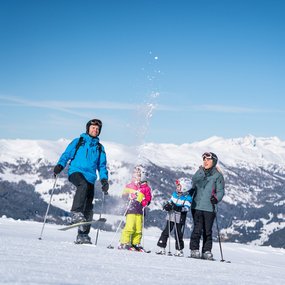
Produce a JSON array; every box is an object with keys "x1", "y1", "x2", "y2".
[
  {"x1": 57, "y1": 133, "x2": 108, "y2": 184},
  {"x1": 169, "y1": 191, "x2": 192, "y2": 212}
]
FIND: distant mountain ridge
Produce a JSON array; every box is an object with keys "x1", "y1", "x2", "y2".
[{"x1": 0, "y1": 135, "x2": 284, "y2": 248}]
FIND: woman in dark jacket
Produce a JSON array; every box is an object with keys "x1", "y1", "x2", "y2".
[{"x1": 189, "y1": 152, "x2": 225, "y2": 260}]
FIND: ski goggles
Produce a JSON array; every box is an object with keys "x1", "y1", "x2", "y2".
[
  {"x1": 89, "y1": 119, "x2": 102, "y2": 127},
  {"x1": 202, "y1": 152, "x2": 213, "y2": 160}
]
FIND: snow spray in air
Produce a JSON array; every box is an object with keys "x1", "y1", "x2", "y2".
[{"x1": 134, "y1": 52, "x2": 161, "y2": 166}]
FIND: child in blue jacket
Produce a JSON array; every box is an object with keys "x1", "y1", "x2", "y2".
[{"x1": 156, "y1": 178, "x2": 192, "y2": 257}]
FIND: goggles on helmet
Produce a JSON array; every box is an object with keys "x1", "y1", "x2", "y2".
[
  {"x1": 89, "y1": 119, "x2": 102, "y2": 127},
  {"x1": 202, "y1": 152, "x2": 213, "y2": 159},
  {"x1": 202, "y1": 152, "x2": 213, "y2": 160},
  {"x1": 202, "y1": 152, "x2": 218, "y2": 162}
]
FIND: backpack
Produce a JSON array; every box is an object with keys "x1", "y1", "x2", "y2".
[{"x1": 70, "y1": 137, "x2": 102, "y2": 164}]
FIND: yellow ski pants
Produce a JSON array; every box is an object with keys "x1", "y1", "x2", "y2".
[{"x1": 120, "y1": 214, "x2": 143, "y2": 245}]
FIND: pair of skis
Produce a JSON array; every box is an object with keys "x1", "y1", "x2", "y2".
[
  {"x1": 107, "y1": 244, "x2": 151, "y2": 253},
  {"x1": 156, "y1": 251, "x2": 231, "y2": 262}
]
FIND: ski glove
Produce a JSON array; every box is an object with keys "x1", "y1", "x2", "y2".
[
  {"x1": 163, "y1": 203, "x2": 173, "y2": 212},
  {"x1": 53, "y1": 164, "x2": 63, "y2": 176},
  {"x1": 101, "y1": 179, "x2": 109, "y2": 195},
  {"x1": 172, "y1": 203, "x2": 182, "y2": 212},
  {"x1": 129, "y1": 192, "x2": 138, "y2": 200},
  {"x1": 210, "y1": 195, "x2": 218, "y2": 205}
]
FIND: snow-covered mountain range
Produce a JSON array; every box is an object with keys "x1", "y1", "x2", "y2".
[{"x1": 0, "y1": 135, "x2": 284, "y2": 248}]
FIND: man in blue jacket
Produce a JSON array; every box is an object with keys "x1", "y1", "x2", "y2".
[
  {"x1": 53, "y1": 119, "x2": 109, "y2": 244},
  {"x1": 189, "y1": 152, "x2": 224, "y2": 260}
]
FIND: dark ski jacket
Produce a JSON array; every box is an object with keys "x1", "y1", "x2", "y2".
[
  {"x1": 57, "y1": 133, "x2": 108, "y2": 184},
  {"x1": 191, "y1": 166, "x2": 225, "y2": 212}
]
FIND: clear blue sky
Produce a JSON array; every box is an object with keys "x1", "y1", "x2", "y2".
[{"x1": 0, "y1": 0, "x2": 284, "y2": 145}]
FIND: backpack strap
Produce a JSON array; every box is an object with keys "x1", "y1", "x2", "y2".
[
  {"x1": 97, "y1": 142, "x2": 102, "y2": 168},
  {"x1": 70, "y1": 137, "x2": 84, "y2": 162}
]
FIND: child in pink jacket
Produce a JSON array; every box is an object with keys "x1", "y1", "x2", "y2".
[{"x1": 118, "y1": 166, "x2": 152, "y2": 252}]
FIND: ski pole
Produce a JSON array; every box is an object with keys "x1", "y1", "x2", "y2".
[
  {"x1": 107, "y1": 199, "x2": 131, "y2": 249},
  {"x1": 167, "y1": 212, "x2": 172, "y2": 255},
  {"x1": 38, "y1": 176, "x2": 58, "y2": 240},
  {"x1": 95, "y1": 192, "x2": 105, "y2": 245},
  {"x1": 142, "y1": 207, "x2": 145, "y2": 247},
  {"x1": 213, "y1": 204, "x2": 230, "y2": 262},
  {"x1": 173, "y1": 215, "x2": 181, "y2": 251},
  {"x1": 214, "y1": 208, "x2": 225, "y2": 262}
]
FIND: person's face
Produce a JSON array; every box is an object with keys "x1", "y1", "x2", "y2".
[
  {"x1": 88, "y1": 125, "x2": 100, "y2": 137},
  {"x1": 203, "y1": 157, "x2": 214, "y2": 169},
  {"x1": 176, "y1": 184, "x2": 182, "y2": 193}
]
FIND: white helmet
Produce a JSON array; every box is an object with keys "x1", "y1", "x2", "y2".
[
  {"x1": 134, "y1": 165, "x2": 142, "y2": 173},
  {"x1": 176, "y1": 177, "x2": 192, "y2": 193}
]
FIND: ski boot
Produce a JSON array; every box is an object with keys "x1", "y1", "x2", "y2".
[
  {"x1": 71, "y1": 212, "x2": 86, "y2": 224},
  {"x1": 155, "y1": 247, "x2": 166, "y2": 255},
  {"x1": 174, "y1": 250, "x2": 184, "y2": 257},
  {"x1": 133, "y1": 244, "x2": 147, "y2": 252},
  {"x1": 117, "y1": 243, "x2": 136, "y2": 251},
  {"x1": 75, "y1": 234, "x2": 92, "y2": 244},
  {"x1": 202, "y1": 251, "x2": 214, "y2": 260},
  {"x1": 190, "y1": 249, "x2": 201, "y2": 259}
]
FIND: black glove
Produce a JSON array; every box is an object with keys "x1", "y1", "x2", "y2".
[
  {"x1": 53, "y1": 164, "x2": 63, "y2": 176},
  {"x1": 101, "y1": 179, "x2": 109, "y2": 195},
  {"x1": 210, "y1": 195, "x2": 218, "y2": 205},
  {"x1": 163, "y1": 203, "x2": 173, "y2": 212},
  {"x1": 172, "y1": 203, "x2": 182, "y2": 212}
]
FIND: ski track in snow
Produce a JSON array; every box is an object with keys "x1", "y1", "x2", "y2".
[{"x1": 0, "y1": 218, "x2": 285, "y2": 285}]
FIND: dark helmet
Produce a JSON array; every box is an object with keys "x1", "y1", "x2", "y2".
[
  {"x1": 86, "y1": 119, "x2": 102, "y2": 135},
  {"x1": 202, "y1": 152, "x2": 218, "y2": 167}
]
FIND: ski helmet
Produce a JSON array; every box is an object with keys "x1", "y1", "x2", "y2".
[
  {"x1": 86, "y1": 119, "x2": 102, "y2": 135},
  {"x1": 132, "y1": 165, "x2": 142, "y2": 183},
  {"x1": 175, "y1": 177, "x2": 192, "y2": 193},
  {"x1": 202, "y1": 152, "x2": 218, "y2": 167},
  {"x1": 134, "y1": 165, "x2": 143, "y2": 175}
]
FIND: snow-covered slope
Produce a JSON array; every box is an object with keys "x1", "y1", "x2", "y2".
[
  {"x1": 1, "y1": 217, "x2": 284, "y2": 285},
  {"x1": 0, "y1": 135, "x2": 285, "y2": 248}
]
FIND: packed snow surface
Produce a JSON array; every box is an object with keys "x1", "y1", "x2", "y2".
[{"x1": 0, "y1": 217, "x2": 284, "y2": 285}]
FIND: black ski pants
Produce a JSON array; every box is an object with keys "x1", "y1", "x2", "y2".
[
  {"x1": 190, "y1": 209, "x2": 216, "y2": 253},
  {"x1": 157, "y1": 221, "x2": 185, "y2": 250},
  {"x1": 69, "y1": 172, "x2": 94, "y2": 234}
]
